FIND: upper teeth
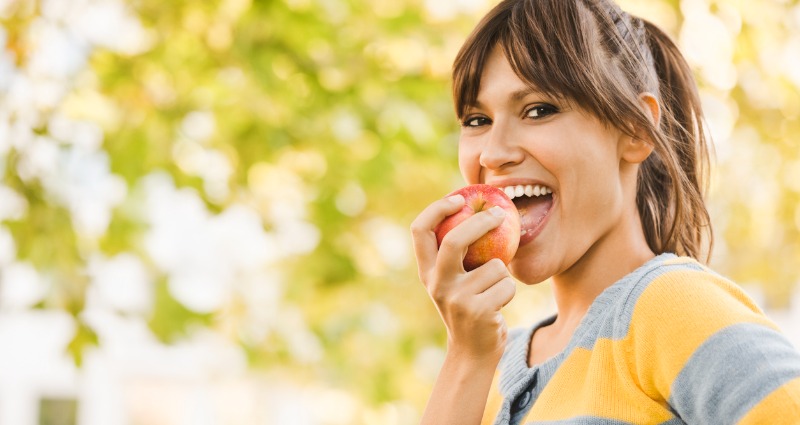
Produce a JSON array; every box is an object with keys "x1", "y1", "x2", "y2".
[{"x1": 502, "y1": 184, "x2": 552, "y2": 200}]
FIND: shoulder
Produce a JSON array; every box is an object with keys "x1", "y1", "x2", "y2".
[
  {"x1": 623, "y1": 257, "x2": 800, "y2": 423},
  {"x1": 620, "y1": 255, "x2": 800, "y2": 416},
  {"x1": 625, "y1": 255, "x2": 772, "y2": 333},
  {"x1": 576, "y1": 253, "x2": 768, "y2": 348},
  {"x1": 622, "y1": 254, "x2": 779, "y2": 360}
]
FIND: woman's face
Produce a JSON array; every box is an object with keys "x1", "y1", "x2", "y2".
[{"x1": 458, "y1": 47, "x2": 637, "y2": 284}]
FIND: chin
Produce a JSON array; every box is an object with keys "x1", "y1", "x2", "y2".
[{"x1": 508, "y1": 256, "x2": 554, "y2": 285}]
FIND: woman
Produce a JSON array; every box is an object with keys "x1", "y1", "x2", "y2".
[{"x1": 410, "y1": 0, "x2": 800, "y2": 423}]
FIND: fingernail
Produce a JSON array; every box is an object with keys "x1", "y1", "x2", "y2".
[
  {"x1": 447, "y1": 194, "x2": 464, "y2": 204},
  {"x1": 489, "y1": 206, "x2": 506, "y2": 217}
]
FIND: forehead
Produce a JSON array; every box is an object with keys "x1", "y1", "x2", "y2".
[
  {"x1": 480, "y1": 48, "x2": 521, "y2": 86},
  {"x1": 474, "y1": 47, "x2": 544, "y2": 104}
]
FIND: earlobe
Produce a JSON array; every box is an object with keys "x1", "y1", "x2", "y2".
[{"x1": 621, "y1": 134, "x2": 654, "y2": 164}]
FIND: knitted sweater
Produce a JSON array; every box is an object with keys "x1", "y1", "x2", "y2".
[{"x1": 487, "y1": 253, "x2": 800, "y2": 425}]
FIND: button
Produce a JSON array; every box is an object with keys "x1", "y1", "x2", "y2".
[{"x1": 515, "y1": 391, "x2": 532, "y2": 409}]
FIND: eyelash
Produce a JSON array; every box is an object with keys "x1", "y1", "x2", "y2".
[
  {"x1": 461, "y1": 116, "x2": 490, "y2": 127},
  {"x1": 526, "y1": 104, "x2": 558, "y2": 119},
  {"x1": 461, "y1": 104, "x2": 559, "y2": 128}
]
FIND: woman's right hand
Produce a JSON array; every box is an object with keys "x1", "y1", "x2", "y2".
[{"x1": 410, "y1": 194, "x2": 517, "y2": 363}]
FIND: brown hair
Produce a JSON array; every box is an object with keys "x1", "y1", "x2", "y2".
[{"x1": 452, "y1": 0, "x2": 712, "y2": 261}]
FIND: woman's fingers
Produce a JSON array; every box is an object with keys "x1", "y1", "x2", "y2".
[
  {"x1": 410, "y1": 194, "x2": 465, "y2": 284},
  {"x1": 466, "y1": 258, "x2": 512, "y2": 293},
  {"x1": 477, "y1": 276, "x2": 517, "y2": 311}
]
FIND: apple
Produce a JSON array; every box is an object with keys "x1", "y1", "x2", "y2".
[{"x1": 434, "y1": 184, "x2": 521, "y2": 271}]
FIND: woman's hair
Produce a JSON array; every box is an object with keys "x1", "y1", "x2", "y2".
[{"x1": 452, "y1": 0, "x2": 713, "y2": 262}]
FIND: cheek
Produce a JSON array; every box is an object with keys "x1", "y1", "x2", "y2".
[
  {"x1": 564, "y1": 147, "x2": 623, "y2": 217},
  {"x1": 458, "y1": 142, "x2": 482, "y2": 184}
]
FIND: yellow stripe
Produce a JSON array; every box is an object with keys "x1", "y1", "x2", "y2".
[
  {"x1": 737, "y1": 377, "x2": 800, "y2": 424},
  {"x1": 528, "y1": 342, "x2": 674, "y2": 422},
  {"x1": 523, "y1": 267, "x2": 778, "y2": 423}
]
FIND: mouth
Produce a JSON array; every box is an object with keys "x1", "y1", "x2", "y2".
[{"x1": 499, "y1": 184, "x2": 554, "y2": 246}]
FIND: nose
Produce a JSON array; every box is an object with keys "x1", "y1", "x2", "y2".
[{"x1": 479, "y1": 123, "x2": 524, "y2": 171}]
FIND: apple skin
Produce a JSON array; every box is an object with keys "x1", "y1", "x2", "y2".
[{"x1": 434, "y1": 184, "x2": 521, "y2": 271}]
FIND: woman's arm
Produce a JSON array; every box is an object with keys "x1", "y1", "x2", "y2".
[
  {"x1": 410, "y1": 195, "x2": 516, "y2": 425},
  {"x1": 420, "y1": 349, "x2": 500, "y2": 425}
]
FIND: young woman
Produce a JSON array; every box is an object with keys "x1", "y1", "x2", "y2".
[{"x1": 409, "y1": 0, "x2": 800, "y2": 424}]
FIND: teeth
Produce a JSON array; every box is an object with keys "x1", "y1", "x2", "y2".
[
  {"x1": 501, "y1": 184, "x2": 552, "y2": 200},
  {"x1": 524, "y1": 185, "x2": 534, "y2": 197}
]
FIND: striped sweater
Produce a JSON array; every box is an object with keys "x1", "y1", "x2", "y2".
[{"x1": 486, "y1": 253, "x2": 800, "y2": 425}]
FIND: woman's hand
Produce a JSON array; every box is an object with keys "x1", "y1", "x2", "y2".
[{"x1": 411, "y1": 194, "x2": 517, "y2": 363}]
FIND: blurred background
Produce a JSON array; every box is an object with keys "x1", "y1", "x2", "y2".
[{"x1": 0, "y1": 0, "x2": 798, "y2": 424}]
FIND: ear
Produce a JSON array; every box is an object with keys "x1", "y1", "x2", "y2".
[
  {"x1": 639, "y1": 92, "x2": 660, "y2": 126},
  {"x1": 621, "y1": 93, "x2": 659, "y2": 164}
]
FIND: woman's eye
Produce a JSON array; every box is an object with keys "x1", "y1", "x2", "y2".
[
  {"x1": 525, "y1": 104, "x2": 558, "y2": 119},
  {"x1": 462, "y1": 116, "x2": 490, "y2": 127}
]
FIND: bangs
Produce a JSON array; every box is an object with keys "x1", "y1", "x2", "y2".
[{"x1": 452, "y1": 0, "x2": 631, "y2": 128}]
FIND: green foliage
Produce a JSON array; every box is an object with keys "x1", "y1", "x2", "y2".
[
  {"x1": 148, "y1": 278, "x2": 215, "y2": 343},
  {"x1": 81, "y1": 0, "x2": 469, "y2": 406},
  {"x1": 66, "y1": 319, "x2": 98, "y2": 367}
]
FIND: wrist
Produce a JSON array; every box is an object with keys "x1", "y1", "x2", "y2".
[
  {"x1": 446, "y1": 337, "x2": 506, "y2": 364},
  {"x1": 420, "y1": 346, "x2": 500, "y2": 425},
  {"x1": 443, "y1": 345, "x2": 503, "y2": 374}
]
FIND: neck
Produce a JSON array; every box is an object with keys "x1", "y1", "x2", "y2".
[{"x1": 549, "y1": 209, "x2": 655, "y2": 331}]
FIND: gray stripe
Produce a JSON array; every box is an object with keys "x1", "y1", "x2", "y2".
[
  {"x1": 668, "y1": 322, "x2": 800, "y2": 424},
  {"x1": 523, "y1": 414, "x2": 686, "y2": 425},
  {"x1": 525, "y1": 417, "x2": 635, "y2": 425},
  {"x1": 496, "y1": 323, "x2": 549, "y2": 425}
]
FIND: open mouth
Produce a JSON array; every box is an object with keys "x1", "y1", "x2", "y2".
[{"x1": 500, "y1": 184, "x2": 554, "y2": 245}]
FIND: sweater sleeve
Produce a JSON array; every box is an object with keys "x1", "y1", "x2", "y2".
[{"x1": 625, "y1": 266, "x2": 800, "y2": 424}]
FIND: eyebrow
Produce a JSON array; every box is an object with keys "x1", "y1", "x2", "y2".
[
  {"x1": 468, "y1": 87, "x2": 543, "y2": 110},
  {"x1": 511, "y1": 87, "x2": 539, "y2": 101}
]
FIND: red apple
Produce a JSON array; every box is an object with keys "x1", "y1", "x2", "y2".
[{"x1": 434, "y1": 184, "x2": 520, "y2": 271}]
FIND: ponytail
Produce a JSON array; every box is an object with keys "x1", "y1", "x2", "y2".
[{"x1": 638, "y1": 18, "x2": 713, "y2": 262}]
